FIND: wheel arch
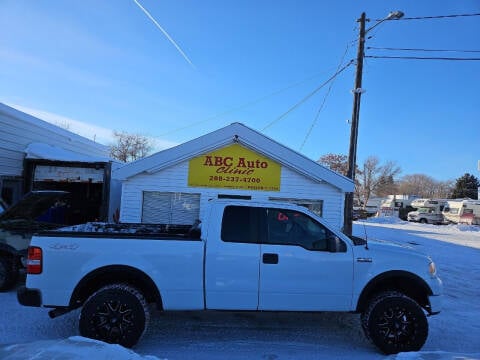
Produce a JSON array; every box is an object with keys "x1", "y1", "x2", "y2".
[
  {"x1": 356, "y1": 270, "x2": 433, "y2": 313},
  {"x1": 69, "y1": 265, "x2": 163, "y2": 310}
]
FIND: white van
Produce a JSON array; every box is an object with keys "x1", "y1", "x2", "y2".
[
  {"x1": 442, "y1": 199, "x2": 480, "y2": 225},
  {"x1": 407, "y1": 199, "x2": 447, "y2": 224}
]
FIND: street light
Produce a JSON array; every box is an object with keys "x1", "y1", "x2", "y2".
[
  {"x1": 343, "y1": 11, "x2": 404, "y2": 237},
  {"x1": 367, "y1": 11, "x2": 405, "y2": 33}
]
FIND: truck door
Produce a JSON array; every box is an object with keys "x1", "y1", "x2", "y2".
[
  {"x1": 259, "y1": 208, "x2": 354, "y2": 311},
  {"x1": 205, "y1": 205, "x2": 262, "y2": 310}
]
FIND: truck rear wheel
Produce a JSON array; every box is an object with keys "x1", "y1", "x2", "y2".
[
  {"x1": 79, "y1": 284, "x2": 150, "y2": 348},
  {"x1": 0, "y1": 255, "x2": 19, "y2": 292},
  {"x1": 361, "y1": 291, "x2": 428, "y2": 354}
]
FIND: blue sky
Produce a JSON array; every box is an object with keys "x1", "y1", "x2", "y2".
[{"x1": 1, "y1": 0, "x2": 479, "y2": 181}]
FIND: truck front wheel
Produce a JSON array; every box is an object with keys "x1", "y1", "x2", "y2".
[
  {"x1": 0, "y1": 255, "x2": 19, "y2": 292},
  {"x1": 79, "y1": 284, "x2": 150, "y2": 348},
  {"x1": 361, "y1": 291, "x2": 428, "y2": 354}
]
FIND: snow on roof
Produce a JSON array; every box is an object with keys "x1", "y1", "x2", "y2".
[
  {"x1": 114, "y1": 122, "x2": 354, "y2": 192},
  {"x1": 25, "y1": 142, "x2": 113, "y2": 163}
]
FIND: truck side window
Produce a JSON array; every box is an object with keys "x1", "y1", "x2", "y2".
[
  {"x1": 266, "y1": 208, "x2": 331, "y2": 251},
  {"x1": 221, "y1": 206, "x2": 260, "y2": 244}
]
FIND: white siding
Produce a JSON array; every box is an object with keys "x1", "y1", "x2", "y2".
[
  {"x1": 0, "y1": 104, "x2": 109, "y2": 177},
  {"x1": 120, "y1": 161, "x2": 345, "y2": 229}
]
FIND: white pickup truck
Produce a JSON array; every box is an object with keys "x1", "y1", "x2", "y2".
[{"x1": 17, "y1": 199, "x2": 442, "y2": 354}]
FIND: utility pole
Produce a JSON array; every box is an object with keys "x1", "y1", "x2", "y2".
[{"x1": 344, "y1": 12, "x2": 366, "y2": 237}]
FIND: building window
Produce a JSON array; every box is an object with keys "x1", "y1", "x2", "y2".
[
  {"x1": 142, "y1": 192, "x2": 200, "y2": 225},
  {"x1": 269, "y1": 197, "x2": 323, "y2": 217}
]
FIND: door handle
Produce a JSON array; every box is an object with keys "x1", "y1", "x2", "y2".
[{"x1": 262, "y1": 253, "x2": 279, "y2": 264}]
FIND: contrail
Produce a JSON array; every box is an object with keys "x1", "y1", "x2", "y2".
[{"x1": 132, "y1": 0, "x2": 195, "y2": 68}]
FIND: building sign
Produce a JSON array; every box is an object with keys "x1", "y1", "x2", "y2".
[
  {"x1": 188, "y1": 144, "x2": 281, "y2": 191},
  {"x1": 34, "y1": 165, "x2": 104, "y2": 183}
]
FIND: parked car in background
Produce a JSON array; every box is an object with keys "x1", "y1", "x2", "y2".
[
  {"x1": 407, "y1": 199, "x2": 447, "y2": 225},
  {"x1": 0, "y1": 191, "x2": 68, "y2": 291}
]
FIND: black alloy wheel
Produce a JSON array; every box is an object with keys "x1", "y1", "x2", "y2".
[
  {"x1": 362, "y1": 291, "x2": 428, "y2": 354},
  {"x1": 79, "y1": 284, "x2": 149, "y2": 348}
]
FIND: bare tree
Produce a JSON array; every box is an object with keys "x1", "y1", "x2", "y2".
[
  {"x1": 398, "y1": 174, "x2": 435, "y2": 197},
  {"x1": 398, "y1": 174, "x2": 454, "y2": 198},
  {"x1": 433, "y1": 180, "x2": 455, "y2": 199},
  {"x1": 110, "y1": 131, "x2": 154, "y2": 162},
  {"x1": 318, "y1": 153, "x2": 349, "y2": 176},
  {"x1": 357, "y1": 156, "x2": 401, "y2": 208},
  {"x1": 318, "y1": 154, "x2": 363, "y2": 200}
]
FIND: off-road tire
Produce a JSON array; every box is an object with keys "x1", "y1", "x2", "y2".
[
  {"x1": 0, "y1": 255, "x2": 19, "y2": 292},
  {"x1": 361, "y1": 291, "x2": 428, "y2": 354},
  {"x1": 79, "y1": 283, "x2": 150, "y2": 348}
]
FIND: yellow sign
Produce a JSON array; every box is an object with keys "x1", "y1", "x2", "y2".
[{"x1": 188, "y1": 144, "x2": 281, "y2": 191}]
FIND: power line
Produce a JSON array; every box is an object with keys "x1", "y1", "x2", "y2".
[
  {"x1": 375, "y1": 13, "x2": 480, "y2": 21},
  {"x1": 299, "y1": 44, "x2": 351, "y2": 151},
  {"x1": 156, "y1": 68, "x2": 341, "y2": 137},
  {"x1": 262, "y1": 60, "x2": 354, "y2": 131},
  {"x1": 367, "y1": 46, "x2": 480, "y2": 53},
  {"x1": 365, "y1": 55, "x2": 480, "y2": 61}
]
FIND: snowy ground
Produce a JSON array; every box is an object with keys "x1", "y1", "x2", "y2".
[{"x1": 1, "y1": 219, "x2": 479, "y2": 359}]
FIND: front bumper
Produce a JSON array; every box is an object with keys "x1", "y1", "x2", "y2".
[{"x1": 17, "y1": 286, "x2": 42, "y2": 307}]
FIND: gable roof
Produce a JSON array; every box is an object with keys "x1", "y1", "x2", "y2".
[{"x1": 114, "y1": 123, "x2": 354, "y2": 192}]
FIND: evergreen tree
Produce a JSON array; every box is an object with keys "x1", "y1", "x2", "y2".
[{"x1": 451, "y1": 173, "x2": 479, "y2": 199}]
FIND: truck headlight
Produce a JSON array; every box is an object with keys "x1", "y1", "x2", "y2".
[{"x1": 429, "y1": 261, "x2": 437, "y2": 276}]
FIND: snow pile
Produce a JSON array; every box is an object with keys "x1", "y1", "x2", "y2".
[
  {"x1": 25, "y1": 142, "x2": 111, "y2": 163},
  {"x1": 456, "y1": 224, "x2": 480, "y2": 232},
  {"x1": 358, "y1": 216, "x2": 406, "y2": 225},
  {"x1": 392, "y1": 352, "x2": 480, "y2": 360},
  {"x1": 0, "y1": 336, "x2": 161, "y2": 360}
]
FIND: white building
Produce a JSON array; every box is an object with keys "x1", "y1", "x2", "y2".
[
  {"x1": 0, "y1": 103, "x2": 120, "y2": 223},
  {"x1": 114, "y1": 123, "x2": 354, "y2": 229}
]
